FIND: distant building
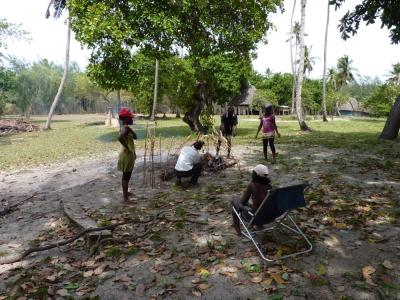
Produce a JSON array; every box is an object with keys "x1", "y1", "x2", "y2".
[
  {"x1": 276, "y1": 105, "x2": 291, "y2": 115},
  {"x1": 229, "y1": 85, "x2": 257, "y2": 115},
  {"x1": 338, "y1": 98, "x2": 370, "y2": 116}
]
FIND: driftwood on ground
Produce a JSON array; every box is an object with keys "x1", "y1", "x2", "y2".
[
  {"x1": 0, "y1": 119, "x2": 41, "y2": 135},
  {"x1": 0, "y1": 211, "x2": 163, "y2": 265}
]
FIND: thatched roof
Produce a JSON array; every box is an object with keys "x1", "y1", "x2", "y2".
[
  {"x1": 339, "y1": 97, "x2": 369, "y2": 112},
  {"x1": 230, "y1": 85, "x2": 256, "y2": 106}
]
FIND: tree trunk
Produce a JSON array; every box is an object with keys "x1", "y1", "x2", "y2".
[
  {"x1": 182, "y1": 82, "x2": 206, "y2": 133},
  {"x1": 295, "y1": 0, "x2": 310, "y2": 131},
  {"x1": 44, "y1": 17, "x2": 71, "y2": 130},
  {"x1": 290, "y1": 0, "x2": 297, "y2": 115},
  {"x1": 175, "y1": 108, "x2": 181, "y2": 118},
  {"x1": 380, "y1": 95, "x2": 400, "y2": 140},
  {"x1": 321, "y1": 0, "x2": 330, "y2": 122},
  {"x1": 150, "y1": 59, "x2": 159, "y2": 121},
  {"x1": 117, "y1": 89, "x2": 121, "y2": 112},
  {"x1": 335, "y1": 101, "x2": 341, "y2": 116}
]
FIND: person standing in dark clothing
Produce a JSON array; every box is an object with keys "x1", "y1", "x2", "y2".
[{"x1": 218, "y1": 106, "x2": 238, "y2": 158}]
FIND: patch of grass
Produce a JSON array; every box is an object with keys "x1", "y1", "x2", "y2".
[
  {"x1": 97, "y1": 219, "x2": 111, "y2": 227},
  {"x1": 175, "y1": 205, "x2": 186, "y2": 218},
  {"x1": 1, "y1": 114, "x2": 398, "y2": 172},
  {"x1": 105, "y1": 246, "x2": 124, "y2": 258},
  {"x1": 0, "y1": 250, "x2": 9, "y2": 257}
]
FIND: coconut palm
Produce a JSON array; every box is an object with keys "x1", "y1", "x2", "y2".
[
  {"x1": 294, "y1": 0, "x2": 310, "y2": 131},
  {"x1": 44, "y1": 0, "x2": 70, "y2": 130},
  {"x1": 387, "y1": 63, "x2": 400, "y2": 85},
  {"x1": 336, "y1": 55, "x2": 356, "y2": 90},
  {"x1": 327, "y1": 67, "x2": 337, "y2": 89},
  {"x1": 301, "y1": 45, "x2": 316, "y2": 75},
  {"x1": 288, "y1": 0, "x2": 297, "y2": 114},
  {"x1": 321, "y1": 0, "x2": 330, "y2": 122}
]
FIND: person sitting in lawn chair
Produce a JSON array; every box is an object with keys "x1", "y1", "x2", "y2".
[
  {"x1": 231, "y1": 164, "x2": 272, "y2": 236},
  {"x1": 174, "y1": 141, "x2": 205, "y2": 186}
]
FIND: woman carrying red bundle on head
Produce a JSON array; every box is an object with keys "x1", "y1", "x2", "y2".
[
  {"x1": 117, "y1": 108, "x2": 137, "y2": 202},
  {"x1": 255, "y1": 105, "x2": 280, "y2": 162}
]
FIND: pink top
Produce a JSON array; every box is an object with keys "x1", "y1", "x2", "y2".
[{"x1": 261, "y1": 115, "x2": 276, "y2": 134}]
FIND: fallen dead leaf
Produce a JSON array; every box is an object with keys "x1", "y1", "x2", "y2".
[
  {"x1": 94, "y1": 264, "x2": 106, "y2": 275},
  {"x1": 383, "y1": 260, "x2": 394, "y2": 270},
  {"x1": 214, "y1": 208, "x2": 224, "y2": 214},
  {"x1": 56, "y1": 289, "x2": 69, "y2": 297},
  {"x1": 362, "y1": 266, "x2": 376, "y2": 286},
  {"x1": 271, "y1": 273, "x2": 285, "y2": 285},
  {"x1": 83, "y1": 270, "x2": 94, "y2": 278},
  {"x1": 198, "y1": 283, "x2": 211, "y2": 290},
  {"x1": 262, "y1": 278, "x2": 273, "y2": 285},
  {"x1": 45, "y1": 275, "x2": 56, "y2": 283},
  {"x1": 336, "y1": 286, "x2": 345, "y2": 292},
  {"x1": 192, "y1": 289, "x2": 202, "y2": 297},
  {"x1": 250, "y1": 276, "x2": 263, "y2": 284},
  {"x1": 136, "y1": 284, "x2": 146, "y2": 297}
]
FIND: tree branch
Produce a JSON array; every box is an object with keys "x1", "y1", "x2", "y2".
[{"x1": 0, "y1": 212, "x2": 162, "y2": 265}]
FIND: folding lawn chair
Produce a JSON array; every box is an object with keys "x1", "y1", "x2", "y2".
[{"x1": 232, "y1": 183, "x2": 312, "y2": 262}]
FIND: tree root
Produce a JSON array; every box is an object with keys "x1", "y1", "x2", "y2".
[
  {"x1": 0, "y1": 193, "x2": 40, "y2": 217},
  {"x1": 0, "y1": 212, "x2": 162, "y2": 265}
]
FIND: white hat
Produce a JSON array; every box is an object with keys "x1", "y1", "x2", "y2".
[{"x1": 253, "y1": 164, "x2": 269, "y2": 177}]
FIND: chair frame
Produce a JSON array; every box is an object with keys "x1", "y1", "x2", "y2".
[{"x1": 232, "y1": 185, "x2": 313, "y2": 262}]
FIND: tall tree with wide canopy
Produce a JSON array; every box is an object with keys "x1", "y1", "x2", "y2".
[
  {"x1": 68, "y1": 0, "x2": 283, "y2": 132},
  {"x1": 294, "y1": 0, "x2": 310, "y2": 131},
  {"x1": 44, "y1": 0, "x2": 70, "y2": 130},
  {"x1": 332, "y1": 0, "x2": 400, "y2": 139}
]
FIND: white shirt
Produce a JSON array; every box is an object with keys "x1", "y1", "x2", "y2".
[{"x1": 175, "y1": 146, "x2": 201, "y2": 171}]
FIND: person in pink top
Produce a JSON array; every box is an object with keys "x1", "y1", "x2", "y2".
[{"x1": 255, "y1": 105, "x2": 280, "y2": 162}]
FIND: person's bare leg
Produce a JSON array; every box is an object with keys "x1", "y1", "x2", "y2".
[
  {"x1": 230, "y1": 197, "x2": 242, "y2": 236},
  {"x1": 122, "y1": 179, "x2": 129, "y2": 202}
]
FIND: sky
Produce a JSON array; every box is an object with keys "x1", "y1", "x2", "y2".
[{"x1": 1, "y1": 0, "x2": 399, "y2": 81}]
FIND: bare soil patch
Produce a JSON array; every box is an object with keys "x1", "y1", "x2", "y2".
[{"x1": 0, "y1": 144, "x2": 399, "y2": 299}]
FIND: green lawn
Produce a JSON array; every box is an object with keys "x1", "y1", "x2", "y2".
[{"x1": 0, "y1": 114, "x2": 397, "y2": 171}]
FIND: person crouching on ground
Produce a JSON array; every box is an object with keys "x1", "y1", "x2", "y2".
[
  {"x1": 174, "y1": 141, "x2": 205, "y2": 186},
  {"x1": 231, "y1": 164, "x2": 272, "y2": 236},
  {"x1": 117, "y1": 108, "x2": 137, "y2": 202},
  {"x1": 255, "y1": 105, "x2": 280, "y2": 162}
]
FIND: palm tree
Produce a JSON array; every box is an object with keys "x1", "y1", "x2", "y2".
[
  {"x1": 321, "y1": 0, "x2": 330, "y2": 122},
  {"x1": 301, "y1": 45, "x2": 316, "y2": 75},
  {"x1": 288, "y1": 0, "x2": 297, "y2": 115},
  {"x1": 44, "y1": 0, "x2": 70, "y2": 130},
  {"x1": 327, "y1": 67, "x2": 337, "y2": 90},
  {"x1": 336, "y1": 55, "x2": 356, "y2": 89},
  {"x1": 295, "y1": 0, "x2": 310, "y2": 131},
  {"x1": 387, "y1": 63, "x2": 400, "y2": 85}
]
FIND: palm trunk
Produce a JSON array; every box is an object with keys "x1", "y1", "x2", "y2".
[
  {"x1": 150, "y1": 59, "x2": 159, "y2": 121},
  {"x1": 44, "y1": 17, "x2": 71, "y2": 130},
  {"x1": 380, "y1": 96, "x2": 400, "y2": 140},
  {"x1": 290, "y1": 0, "x2": 297, "y2": 115},
  {"x1": 295, "y1": 0, "x2": 310, "y2": 131},
  {"x1": 321, "y1": 0, "x2": 330, "y2": 122}
]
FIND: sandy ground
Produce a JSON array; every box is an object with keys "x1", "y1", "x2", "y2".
[{"x1": 0, "y1": 144, "x2": 399, "y2": 299}]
